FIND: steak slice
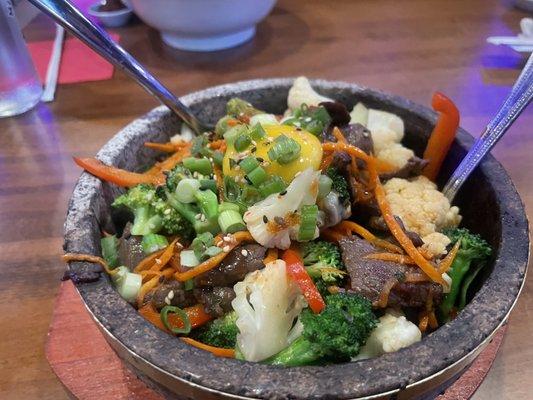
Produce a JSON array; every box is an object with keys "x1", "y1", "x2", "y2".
[{"x1": 339, "y1": 236, "x2": 442, "y2": 308}]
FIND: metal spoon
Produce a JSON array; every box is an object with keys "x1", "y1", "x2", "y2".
[
  {"x1": 28, "y1": 0, "x2": 211, "y2": 134},
  {"x1": 442, "y1": 53, "x2": 533, "y2": 202}
]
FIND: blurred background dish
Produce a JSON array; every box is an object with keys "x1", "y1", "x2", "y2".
[
  {"x1": 129, "y1": 0, "x2": 277, "y2": 51},
  {"x1": 88, "y1": 0, "x2": 133, "y2": 28}
]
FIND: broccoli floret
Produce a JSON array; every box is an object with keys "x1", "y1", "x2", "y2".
[
  {"x1": 152, "y1": 197, "x2": 194, "y2": 239},
  {"x1": 301, "y1": 240, "x2": 346, "y2": 284},
  {"x1": 265, "y1": 293, "x2": 377, "y2": 366},
  {"x1": 194, "y1": 311, "x2": 238, "y2": 348},
  {"x1": 226, "y1": 98, "x2": 264, "y2": 119},
  {"x1": 440, "y1": 228, "x2": 492, "y2": 319},
  {"x1": 112, "y1": 184, "x2": 163, "y2": 236},
  {"x1": 165, "y1": 164, "x2": 192, "y2": 192},
  {"x1": 326, "y1": 166, "x2": 350, "y2": 205},
  {"x1": 165, "y1": 190, "x2": 220, "y2": 235}
]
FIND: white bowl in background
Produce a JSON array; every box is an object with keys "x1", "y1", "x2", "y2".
[
  {"x1": 88, "y1": 2, "x2": 133, "y2": 28},
  {"x1": 129, "y1": 0, "x2": 277, "y2": 51}
]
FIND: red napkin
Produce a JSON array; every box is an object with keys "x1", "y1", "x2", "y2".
[{"x1": 27, "y1": 33, "x2": 120, "y2": 84}]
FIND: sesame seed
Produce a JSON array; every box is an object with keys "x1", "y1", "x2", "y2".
[
  {"x1": 164, "y1": 208, "x2": 171, "y2": 215},
  {"x1": 263, "y1": 215, "x2": 269, "y2": 223},
  {"x1": 223, "y1": 236, "x2": 231, "y2": 242},
  {"x1": 223, "y1": 245, "x2": 231, "y2": 252},
  {"x1": 200, "y1": 214, "x2": 206, "y2": 222},
  {"x1": 155, "y1": 258, "x2": 162, "y2": 265},
  {"x1": 168, "y1": 290, "x2": 175, "y2": 300},
  {"x1": 241, "y1": 249, "x2": 249, "y2": 257},
  {"x1": 195, "y1": 213, "x2": 202, "y2": 220},
  {"x1": 164, "y1": 297, "x2": 171, "y2": 305}
]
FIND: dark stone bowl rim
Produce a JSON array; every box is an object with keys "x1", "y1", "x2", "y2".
[{"x1": 64, "y1": 78, "x2": 529, "y2": 399}]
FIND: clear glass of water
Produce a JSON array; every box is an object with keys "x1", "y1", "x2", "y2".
[{"x1": 0, "y1": 0, "x2": 42, "y2": 118}]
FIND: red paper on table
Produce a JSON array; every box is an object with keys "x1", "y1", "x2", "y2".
[{"x1": 27, "y1": 33, "x2": 120, "y2": 84}]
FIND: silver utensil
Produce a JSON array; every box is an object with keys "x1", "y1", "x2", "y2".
[
  {"x1": 41, "y1": 24, "x2": 64, "y2": 102},
  {"x1": 443, "y1": 53, "x2": 533, "y2": 202},
  {"x1": 28, "y1": 0, "x2": 211, "y2": 134}
]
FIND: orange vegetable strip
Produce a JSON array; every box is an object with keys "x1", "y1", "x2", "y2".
[
  {"x1": 144, "y1": 143, "x2": 192, "y2": 179},
  {"x1": 404, "y1": 273, "x2": 430, "y2": 283},
  {"x1": 374, "y1": 277, "x2": 398, "y2": 308},
  {"x1": 181, "y1": 337, "x2": 235, "y2": 358},
  {"x1": 149, "y1": 238, "x2": 180, "y2": 272},
  {"x1": 283, "y1": 249, "x2": 326, "y2": 313},
  {"x1": 332, "y1": 127, "x2": 347, "y2": 143},
  {"x1": 144, "y1": 142, "x2": 180, "y2": 153},
  {"x1": 365, "y1": 252, "x2": 415, "y2": 265},
  {"x1": 208, "y1": 139, "x2": 226, "y2": 150},
  {"x1": 138, "y1": 303, "x2": 167, "y2": 331},
  {"x1": 140, "y1": 270, "x2": 161, "y2": 284},
  {"x1": 320, "y1": 228, "x2": 346, "y2": 242},
  {"x1": 428, "y1": 310, "x2": 439, "y2": 329},
  {"x1": 226, "y1": 119, "x2": 239, "y2": 127},
  {"x1": 373, "y1": 171, "x2": 444, "y2": 284},
  {"x1": 335, "y1": 220, "x2": 403, "y2": 254},
  {"x1": 62, "y1": 253, "x2": 118, "y2": 276},
  {"x1": 319, "y1": 152, "x2": 335, "y2": 171},
  {"x1": 174, "y1": 231, "x2": 253, "y2": 282},
  {"x1": 419, "y1": 312, "x2": 429, "y2": 332},
  {"x1": 134, "y1": 249, "x2": 165, "y2": 273},
  {"x1": 263, "y1": 248, "x2": 279, "y2": 265},
  {"x1": 423, "y1": 92, "x2": 460, "y2": 181},
  {"x1": 137, "y1": 274, "x2": 161, "y2": 307},
  {"x1": 73, "y1": 157, "x2": 158, "y2": 187},
  {"x1": 138, "y1": 303, "x2": 213, "y2": 332},
  {"x1": 438, "y1": 239, "x2": 461, "y2": 274},
  {"x1": 322, "y1": 142, "x2": 396, "y2": 174}
]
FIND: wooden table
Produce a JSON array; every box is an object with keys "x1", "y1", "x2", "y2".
[{"x1": 0, "y1": 0, "x2": 531, "y2": 398}]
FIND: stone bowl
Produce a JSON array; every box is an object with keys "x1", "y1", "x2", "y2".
[{"x1": 64, "y1": 79, "x2": 529, "y2": 399}]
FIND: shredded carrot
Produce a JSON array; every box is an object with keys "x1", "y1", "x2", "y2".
[
  {"x1": 226, "y1": 118, "x2": 240, "y2": 127},
  {"x1": 366, "y1": 252, "x2": 415, "y2": 264},
  {"x1": 335, "y1": 221, "x2": 403, "y2": 254},
  {"x1": 138, "y1": 303, "x2": 212, "y2": 332},
  {"x1": 144, "y1": 142, "x2": 192, "y2": 179},
  {"x1": 319, "y1": 152, "x2": 335, "y2": 171},
  {"x1": 174, "y1": 231, "x2": 253, "y2": 282},
  {"x1": 149, "y1": 238, "x2": 181, "y2": 272},
  {"x1": 137, "y1": 274, "x2": 160, "y2": 307},
  {"x1": 372, "y1": 172, "x2": 444, "y2": 284},
  {"x1": 428, "y1": 310, "x2": 439, "y2": 329},
  {"x1": 62, "y1": 253, "x2": 118, "y2": 276},
  {"x1": 374, "y1": 277, "x2": 398, "y2": 308},
  {"x1": 209, "y1": 139, "x2": 227, "y2": 152},
  {"x1": 73, "y1": 157, "x2": 159, "y2": 187},
  {"x1": 139, "y1": 270, "x2": 161, "y2": 284},
  {"x1": 332, "y1": 127, "x2": 347, "y2": 143},
  {"x1": 263, "y1": 248, "x2": 279, "y2": 265},
  {"x1": 181, "y1": 337, "x2": 235, "y2": 358},
  {"x1": 438, "y1": 239, "x2": 461, "y2": 274},
  {"x1": 320, "y1": 228, "x2": 346, "y2": 242},
  {"x1": 404, "y1": 273, "x2": 430, "y2": 283},
  {"x1": 138, "y1": 303, "x2": 167, "y2": 331},
  {"x1": 144, "y1": 142, "x2": 180, "y2": 153},
  {"x1": 134, "y1": 249, "x2": 165, "y2": 273},
  {"x1": 418, "y1": 312, "x2": 429, "y2": 332},
  {"x1": 418, "y1": 247, "x2": 435, "y2": 260}
]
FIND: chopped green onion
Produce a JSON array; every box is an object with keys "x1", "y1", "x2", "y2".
[
  {"x1": 249, "y1": 114, "x2": 278, "y2": 127},
  {"x1": 246, "y1": 166, "x2": 268, "y2": 186},
  {"x1": 199, "y1": 179, "x2": 217, "y2": 193},
  {"x1": 298, "y1": 204, "x2": 319, "y2": 241},
  {"x1": 101, "y1": 235, "x2": 119, "y2": 269},
  {"x1": 180, "y1": 250, "x2": 200, "y2": 267},
  {"x1": 184, "y1": 279, "x2": 194, "y2": 291},
  {"x1": 141, "y1": 233, "x2": 169, "y2": 254},
  {"x1": 241, "y1": 185, "x2": 262, "y2": 205},
  {"x1": 218, "y1": 210, "x2": 246, "y2": 234},
  {"x1": 160, "y1": 305, "x2": 191, "y2": 334},
  {"x1": 267, "y1": 134, "x2": 301, "y2": 164},
  {"x1": 317, "y1": 175, "x2": 333, "y2": 200},
  {"x1": 194, "y1": 189, "x2": 219, "y2": 220},
  {"x1": 175, "y1": 178, "x2": 201, "y2": 203},
  {"x1": 259, "y1": 176, "x2": 286, "y2": 197},
  {"x1": 249, "y1": 123, "x2": 267, "y2": 140},
  {"x1": 219, "y1": 202, "x2": 241, "y2": 213},
  {"x1": 190, "y1": 135, "x2": 208, "y2": 157},
  {"x1": 205, "y1": 245, "x2": 223, "y2": 257},
  {"x1": 112, "y1": 267, "x2": 142, "y2": 303},
  {"x1": 234, "y1": 133, "x2": 251, "y2": 152},
  {"x1": 212, "y1": 150, "x2": 224, "y2": 167},
  {"x1": 239, "y1": 156, "x2": 260, "y2": 173},
  {"x1": 183, "y1": 157, "x2": 213, "y2": 175},
  {"x1": 224, "y1": 125, "x2": 247, "y2": 146},
  {"x1": 192, "y1": 232, "x2": 214, "y2": 259},
  {"x1": 215, "y1": 115, "x2": 237, "y2": 137}
]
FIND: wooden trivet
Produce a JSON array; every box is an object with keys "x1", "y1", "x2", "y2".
[{"x1": 45, "y1": 281, "x2": 506, "y2": 400}]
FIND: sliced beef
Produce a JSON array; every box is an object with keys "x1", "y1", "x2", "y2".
[
  {"x1": 339, "y1": 236, "x2": 442, "y2": 308},
  {"x1": 380, "y1": 156, "x2": 429, "y2": 181},
  {"x1": 147, "y1": 280, "x2": 197, "y2": 310},
  {"x1": 320, "y1": 101, "x2": 351, "y2": 126},
  {"x1": 323, "y1": 123, "x2": 374, "y2": 156},
  {"x1": 193, "y1": 244, "x2": 267, "y2": 287},
  {"x1": 369, "y1": 216, "x2": 424, "y2": 248},
  {"x1": 117, "y1": 223, "x2": 145, "y2": 271},
  {"x1": 194, "y1": 287, "x2": 235, "y2": 317}
]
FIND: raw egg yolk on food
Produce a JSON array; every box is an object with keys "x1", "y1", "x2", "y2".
[{"x1": 223, "y1": 125, "x2": 323, "y2": 183}]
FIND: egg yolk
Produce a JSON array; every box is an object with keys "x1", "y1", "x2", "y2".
[{"x1": 222, "y1": 125, "x2": 323, "y2": 183}]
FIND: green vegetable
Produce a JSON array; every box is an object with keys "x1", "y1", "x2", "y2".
[
  {"x1": 258, "y1": 176, "x2": 286, "y2": 197},
  {"x1": 224, "y1": 125, "x2": 248, "y2": 147},
  {"x1": 194, "y1": 311, "x2": 239, "y2": 348},
  {"x1": 218, "y1": 202, "x2": 241, "y2": 213},
  {"x1": 101, "y1": 235, "x2": 119, "y2": 269},
  {"x1": 301, "y1": 240, "x2": 346, "y2": 284},
  {"x1": 194, "y1": 189, "x2": 219, "y2": 220},
  {"x1": 112, "y1": 266, "x2": 142, "y2": 303},
  {"x1": 190, "y1": 134, "x2": 210, "y2": 157},
  {"x1": 218, "y1": 209, "x2": 246, "y2": 233},
  {"x1": 211, "y1": 151, "x2": 224, "y2": 167},
  {"x1": 215, "y1": 115, "x2": 238, "y2": 137},
  {"x1": 298, "y1": 205, "x2": 319, "y2": 241},
  {"x1": 160, "y1": 305, "x2": 191, "y2": 334},
  {"x1": 191, "y1": 232, "x2": 215, "y2": 260},
  {"x1": 265, "y1": 293, "x2": 377, "y2": 366},
  {"x1": 283, "y1": 104, "x2": 331, "y2": 136},
  {"x1": 246, "y1": 166, "x2": 268, "y2": 187},
  {"x1": 439, "y1": 228, "x2": 492, "y2": 320},
  {"x1": 249, "y1": 123, "x2": 266, "y2": 141},
  {"x1": 226, "y1": 98, "x2": 263, "y2": 118},
  {"x1": 112, "y1": 184, "x2": 163, "y2": 236},
  {"x1": 199, "y1": 179, "x2": 217, "y2": 193},
  {"x1": 183, "y1": 157, "x2": 213, "y2": 175},
  {"x1": 166, "y1": 191, "x2": 220, "y2": 235},
  {"x1": 234, "y1": 132, "x2": 251, "y2": 152},
  {"x1": 239, "y1": 156, "x2": 260, "y2": 174},
  {"x1": 180, "y1": 249, "x2": 200, "y2": 267},
  {"x1": 267, "y1": 134, "x2": 301, "y2": 165},
  {"x1": 317, "y1": 174, "x2": 332, "y2": 200},
  {"x1": 175, "y1": 178, "x2": 201, "y2": 203},
  {"x1": 141, "y1": 233, "x2": 169, "y2": 254},
  {"x1": 326, "y1": 166, "x2": 350, "y2": 205},
  {"x1": 165, "y1": 164, "x2": 193, "y2": 192}
]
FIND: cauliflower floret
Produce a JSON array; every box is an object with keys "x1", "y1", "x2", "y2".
[
  {"x1": 170, "y1": 124, "x2": 194, "y2": 143},
  {"x1": 232, "y1": 259, "x2": 306, "y2": 362},
  {"x1": 383, "y1": 176, "x2": 462, "y2": 238},
  {"x1": 287, "y1": 76, "x2": 332, "y2": 110},
  {"x1": 243, "y1": 168, "x2": 320, "y2": 249},
  {"x1": 366, "y1": 109, "x2": 405, "y2": 140},
  {"x1": 356, "y1": 311, "x2": 421, "y2": 359},
  {"x1": 375, "y1": 143, "x2": 415, "y2": 169},
  {"x1": 422, "y1": 232, "x2": 452, "y2": 257},
  {"x1": 249, "y1": 113, "x2": 279, "y2": 127}
]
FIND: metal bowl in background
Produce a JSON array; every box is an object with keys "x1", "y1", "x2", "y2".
[{"x1": 64, "y1": 79, "x2": 529, "y2": 399}]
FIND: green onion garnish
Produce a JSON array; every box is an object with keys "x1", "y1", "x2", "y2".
[
  {"x1": 317, "y1": 174, "x2": 333, "y2": 200},
  {"x1": 223, "y1": 125, "x2": 247, "y2": 146},
  {"x1": 218, "y1": 209, "x2": 246, "y2": 234},
  {"x1": 199, "y1": 179, "x2": 217, "y2": 193},
  {"x1": 258, "y1": 176, "x2": 286, "y2": 197},
  {"x1": 175, "y1": 178, "x2": 201, "y2": 203},
  {"x1": 183, "y1": 279, "x2": 194, "y2": 291},
  {"x1": 246, "y1": 166, "x2": 268, "y2": 187},
  {"x1": 219, "y1": 202, "x2": 241, "y2": 213},
  {"x1": 205, "y1": 245, "x2": 223, "y2": 257},
  {"x1": 298, "y1": 204, "x2": 319, "y2": 241},
  {"x1": 194, "y1": 189, "x2": 219, "y2": 220},
  {"x1": 249, "y1": 123, "x2": 266, "y2": 141},
  {"x1": 160, "y1": 306, "x2": 191, "y2": 334},
  {"x1": 141, "y1": 233, "x2": 169, "y2": 254},
  {"x1": 215, "y1": 115, "x2": 237, "y2": 137},
  {"x1": 101, "y1": 235, "x2": 119, "y2": 269},
  {"x1": 212, "y1": 150, "x2": 224, "y2": 167},
  {"x1": 267, "y1": 134, "x2": 301, "y2": 165},
  {"x1": 180, "y1": 250, "x2": 200, "y2": 267},
  {"x1": 239, "y1": 156, "x2": 260, "y2": 173},
  {"x1": 234, "y1": 133, "x2": 251, "y2": 152},
  {"x1": 183, "y1": 157, "x2": 213, "y2": 175}
]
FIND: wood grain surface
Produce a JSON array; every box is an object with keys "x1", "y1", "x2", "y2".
[{"x1": 0, "y1": 0, "x2": 531, "y2": 398}]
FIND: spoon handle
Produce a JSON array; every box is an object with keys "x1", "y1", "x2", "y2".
[
  {"x1": 28, "y1": 0, "x2": 210, "y2": 134},
  {"x1": 442, "y1": 53, "x2": 533, "y2": 202}
]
